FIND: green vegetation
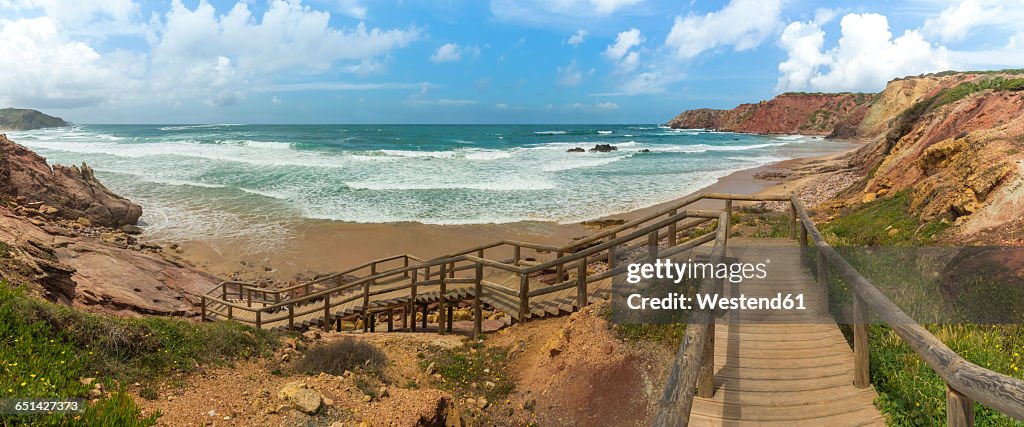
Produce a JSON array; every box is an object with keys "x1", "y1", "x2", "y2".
[
  {"x1": 870, "y1": 324, "x2": 1024, "y2": 426},
  {"x1": 295, "y1": 338, "x2": 386, "y2": 377},
  {"x1": 814, "y1": 194, "x2": 1023, "y2": 425},
  {"x1": 732, "y1": 208, "x2": 792, "y2": 239},
  {"x1": 0, "y1": 281, "x2": 277, "y2": 425},
  {"x1": 822, "y1": 191, "x2": 950, "y2": 246},
  {"x1": 420, "y1": 343, "x2": 514, "y2": 403},
  {"x1": 0, "y1": 108, "x2": 68, "y2": 131},
  {"x1": 934, "y1": 77, "x2": 1024, "y2": 109}
]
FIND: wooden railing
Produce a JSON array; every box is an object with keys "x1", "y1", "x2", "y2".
[
  {"x1": 198, "y1": 192, "x2": 785, "y2": 337},
  {"x1": 791, "y1": 195, "x2": 1024, "y2": 426}
]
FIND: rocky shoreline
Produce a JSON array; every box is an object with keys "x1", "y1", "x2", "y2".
[{"x1": 0, "y1": 134, "x2": 219, "y2": 316}]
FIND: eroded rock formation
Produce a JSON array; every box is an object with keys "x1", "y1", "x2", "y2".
[{"x1": 1, "y1": 134, "x2": 142, "y2": 227}]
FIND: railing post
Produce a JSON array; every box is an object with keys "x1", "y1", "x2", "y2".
[
  {"x1": 247, "y1": 289, "x2": 252, "y2": 308},
  {"x1": 648, "y1": 230, "x2": 659, "y2": 264},
  {"x1": 410, "y1": 268, "x2": 418, "y2": 332},
  {"x1": 946, "y1": 384, "x2": 975, "y2": 427},
  {"x1": 724, "y1": 199, "x2": 732, "y2": 246},
  {"x1": 518, "y1": 274, "x2": 529, "y2": 322},
  {"x1": 513, "y1": 246, "x2": 521, "y2": 265},
  {"x1": 403, "y1": 256, "x2": 410, "y2": 278},
  {"x1": 789, "y1": 202, "x2": 797, "y2": 239},
  {"x1": 387, "y1": 309, "x2": 394, "y2": 332},
  {"x1": 447, "y1": 305, "x2": 453, "y2": 333},
  {"x1": 668, "y1": 209, "x2": 678, "y2": 246},
  {"x1": 607, "y1": 232, "x2": 617, "y2": 267},
  {"x1": 817, "y1": 248, "x2": 830, "y2": 317},
  {"x1": 255, "y1": 310, "x2": 262, "y2": 329},
  {"x1": 421, "y1": 304, "x2": 428, "y2": 329},
  {"x1": 200, "y1": 296, "x2": 207, "y2": 322},
  {"x1": 227, "y1": 305, "x2": 233, "y2": 321},
  {"x1": 221, "y1": 285, "x2": 226, "y2": 300},
  {"x1": 555, "y1": 251, "x2": 565, "y2": 281},
  {"x1": 576, "y1": 259, "x2": 587, "y2": 310},
  {"x1": 323, "y1": 293, "x2": 331, "y2": 330},
  {"x1": 362, "y1": 282, "x2": 370, "y2": 332},
  {"x1": 438, "y1": 263, "x2": 447, "y2": 335},
  {"x1": 288, "y1": 303, "x2": 294, "y2": 330},
  {"x1": 697, "y1": 277, "x2": 721, "y2": 398},
  {"x1": 800, "y1": 223, "x2": 808, "y2": 262},
  {"x1": 853, "y1": 292, "x2": 870, "y2": 388},
  {"x1": 473, "y1": 262, "x2": 483, "y2": 339}
]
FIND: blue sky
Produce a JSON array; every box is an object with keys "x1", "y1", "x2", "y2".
[{"x1": 0, "y1": 0, "x2": 1022, "y2": 124}]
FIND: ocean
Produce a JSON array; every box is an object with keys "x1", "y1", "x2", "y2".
[{"x1": 6, "y1": 124, "x2": 858, "y2": 242}]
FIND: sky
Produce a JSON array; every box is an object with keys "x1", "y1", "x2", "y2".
[{"x1": 0, "y1": 0, "x2": 1022, "y2": 124}]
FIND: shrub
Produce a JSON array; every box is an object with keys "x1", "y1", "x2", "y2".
[
  {"x1": 295, "y1": 338, "x2": 386, "y2": 377},
  {"x1": 421, "y1": 346, "x2": 514, "y2": 402},
  {"x1": 0, "y1": 281, "x2": 276, "y2": 426}
]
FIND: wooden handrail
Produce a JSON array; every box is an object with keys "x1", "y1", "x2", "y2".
[
  {"x1": 653, "y1": 211, "x2": 729, "y2": 426},
  {"x1": 791, "y1": 196, "x2": 1024, "y2": 422}
]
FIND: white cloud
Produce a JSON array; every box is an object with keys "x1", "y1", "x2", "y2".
[
  {"x1": 271, "y1": 95, "x2": 282, "y2": 105},
  {"x1": 490, "y1": 0, "x2": 645, "y2": 25},
  {"x1": 567, "y1": 29, "x2": 586, "y2": 46},
  {"x1": 664, "y1": 0, "x2": 782, "y2": 60},
  {"x1": 604, "y1": 28, "x2": 644, "y2": 72},
  {"x1": 495, "y1": 103, "x2": 510, "y2": 109},
  {"x1": 429, "y1": 43, "x2": 480, "y2": 63},
  {"x1": 0, "y1": 0, "x2": 423, "y2": 109},
  {"x1": 336, "y1": 0, "x2": 367, "y2": 19},
  {"x1": 557, "y1": 60, "x2": 593, "y2": 86},
  {"x1": 262, "y1": 82, "x2": 435, "y2": 92},
  {"x1": 565, "y1": 101, "x2": 620, "y2": 111},
  {"x1": 0, "y1": 17, "x2": 130, "y2": 108},
  {"x1": 922, "y1": 0, "x2": 1024, "y2": 43},
  {"x1": 430, "y1": 43, "x2": 463, "y2": 62},
  {"x1": 405, "y1": 98, "x2": 477, "y2": 106},
  {"x1": 604, "y1": 28, "x2": 643, "y2": 60},
  {"x1": 0, "y1": 0, "x2": 142, "y2": 37},
  {"x1": 776, "y1": 13, "x2": 953, "y2": 92}
]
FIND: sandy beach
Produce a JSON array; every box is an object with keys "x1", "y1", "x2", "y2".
[{"x1": 171, "y1": 140, "x2": 863, "y2": 284}]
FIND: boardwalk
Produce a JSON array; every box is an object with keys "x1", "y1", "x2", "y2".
[
  {"x1": 201, "y1": 192, "x2": 1024, "y2": 426},
  {"x1": 688, "y1": 238, "x2": 884, "y2": 426}
]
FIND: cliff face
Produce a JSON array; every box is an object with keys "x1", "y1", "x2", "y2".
[
  {"x1": 0, "y1": 108, "x2": 68, "y2": 130},
  {"x1": 666, "y1": 93, "x2": 873, "y2": 135},
  {"x1": 851, "y1": 72, "x2": 1024, "y2": 236},
  {"x1": 669, "y1": 71, "x2": 1024, "y2": 240}
]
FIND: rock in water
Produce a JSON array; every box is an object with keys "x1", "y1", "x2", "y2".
[
  {"x1": 566, "y1": 147, "x2": 585, "y2": 153},
  {"x1": 0, "y1": 134, "x2": 142, "y2": 227},
  {"x1": 589, "y1": 144, "x2": 618, "y2": 152}
]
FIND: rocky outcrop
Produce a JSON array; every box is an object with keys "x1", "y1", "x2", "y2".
[
  {"x1": 1, "y1": 134, "x2": 142, "y2": 227},
  {"x1": 0, "y1": 108, "x2": 68, "y2": 131},
  {"x1": 666, "y1": 92, "x2": 873, "y2": 135},
  {"x1": 0, "y1": 206, "x2": 221, "y2": 315},
  {"x1": 0, "y1": 135, "x2": 218, "y2": 315},
  {"x1": 668, "y1": 70, "x2": 1024, "y2": 240}
]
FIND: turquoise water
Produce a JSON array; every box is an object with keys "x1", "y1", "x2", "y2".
[{"x1": 7, "y1": 124, "x2": 856, "y2": 242}]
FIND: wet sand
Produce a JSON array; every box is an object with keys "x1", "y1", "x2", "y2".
[{"x1": 172, "y1": 142, "x2": 861, "y2": 283}]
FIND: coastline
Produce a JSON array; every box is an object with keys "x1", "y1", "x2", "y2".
[{"x1": 171, "y1": 139, "x2": 863, "y2": 284}]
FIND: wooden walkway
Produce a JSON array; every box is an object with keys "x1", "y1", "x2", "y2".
[
  {"x1": 206, "y1": 270, "x2": 616, "y2": 331},
  {"x1": 687, "y1": 238, "x2": 884, "y2": 426}
]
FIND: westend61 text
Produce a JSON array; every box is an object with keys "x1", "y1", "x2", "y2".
[{"x1": 627, "y1": 293, "x2": 806, "y2": 311}]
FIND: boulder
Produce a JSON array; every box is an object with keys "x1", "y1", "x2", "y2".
[
  {"x1": 566, "y1": 147, "x2": 585, "y2": 153},
  {"x1": 277, "y1": 382, "x2": 323, "y2": 415},
  {"x1": 589, "y1": 144, "x2": 618, "y2": 152},
  {"x1": 0, "y1": 134, "x2": 142, "y2": 227}
]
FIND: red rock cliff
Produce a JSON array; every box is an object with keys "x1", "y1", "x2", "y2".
[{"x1": 666, "y1": 92, "x2": 874, "y2": 135}]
